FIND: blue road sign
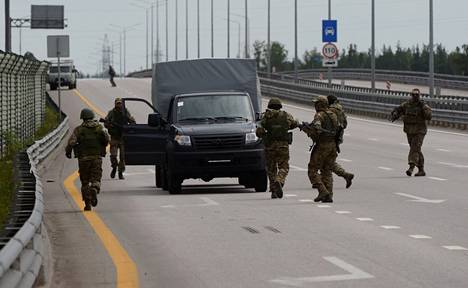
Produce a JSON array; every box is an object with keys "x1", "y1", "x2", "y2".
[{"x1": 322, "y1": 20, "x2": 337, "y2": 43}]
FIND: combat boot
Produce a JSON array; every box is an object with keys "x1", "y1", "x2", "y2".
[
  {"x1": 274, "y1": 181, "x2": 283, "y2": 199},
  {"x1": 415, "y1": 167, "x2": 426, "y2": 177},
  {"x1": 271, "y1": 192, "x2": 278, "y2": 199},
  {"x1": 344, "y1": 173, "x2": 354, "y2": 189},
  {"x1": 314, "y1": 186, "x2": 330, "y2": 202},
  {"x1": 322, "y1": 195, "x2": 333, "y2": 203},
  {"x1": 90, "y1": 188, "x2": 98, "y2": 207},
  {"x1": 110, "y1": 167, "x2": 117, "y2": 179},
  {"x1": 406, "y1": 164, "x2": 415, "y2": 177},
  {"x1": 84, "y1": 202, "x2": 92, "y2": 211},
  {"x1": 118, "y1": 171, "x2": 124, "y2": 180}
]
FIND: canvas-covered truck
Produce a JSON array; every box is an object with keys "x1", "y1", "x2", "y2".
[
  {"x1": 48, "y1": 59, "x2": 77, "y2": 90},
  {"x1": 122, "y1": 58, "x2": 267, "y2": 194}
]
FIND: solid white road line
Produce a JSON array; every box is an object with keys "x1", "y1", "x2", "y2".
[
  {"x1": 378, "y1": 166, "x2": 394, "y2": 171},
  {"x1": 428, "y1": 177, "x2": 448, "y2": 181},
  {"x1": 380, "y1": 225, "x2": 401, "y2": 230},
  {"x1": 356, "y1": 218, "x2": 374, "y2": 222},
  {"x1": 270, "y1": 256, "x2": 374, "y2": 285},
  {"x1": 442, "y1": 246, "x2": 468, "y2": 251},
  {"x1": 409, "y1": 235, "x2": 432, "y2": 239}
]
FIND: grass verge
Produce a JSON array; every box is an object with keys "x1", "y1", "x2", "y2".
[{"x1": 0, "y1": 105, "x2": 59, "y2": 229}]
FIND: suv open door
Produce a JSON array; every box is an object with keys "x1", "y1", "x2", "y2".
[{"x1": 121, "y1": 98, "x2": 168, "y2": 166}]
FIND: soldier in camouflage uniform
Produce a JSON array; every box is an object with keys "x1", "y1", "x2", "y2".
[
  {"x1": 300, "y1": 96, "x2": 339, "y2": 203},
  {"x1": 391, "y1": 88, "x2": 432, "y2": 176},
  {"x1": 256, "y1": 98, "x2": 299, "y2": 199},
  {"x1": 104, "y1": 98, "x2": 136, "y2": 180},
  {"x1": 327, "y1": 95, "x2": 354, "y2": 189},
  {"x1": 66, "y1": 108, "x2": 110, "y2": 211}
]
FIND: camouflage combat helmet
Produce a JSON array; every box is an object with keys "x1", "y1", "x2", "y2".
[
  {"x1": 314, "y1": 96, "x2": 329, "y2": 111},
  {"x1": 80, "y1": 108, "x2": 95, "y2": 120},
  {"x1": 267, "y1": 98, "x2": 282, "y2": 110},
  {"x1": 327, "y1": 95, "x2": 338, "y2": 105}
]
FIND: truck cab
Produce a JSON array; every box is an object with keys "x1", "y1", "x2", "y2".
[{"x1": 122, "y1": 59, "x2": 267, "y2": 194}]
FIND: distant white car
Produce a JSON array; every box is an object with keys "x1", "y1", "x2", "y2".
[{"x1": 325, "y1": 27, "x2": 335, "y2": 36}]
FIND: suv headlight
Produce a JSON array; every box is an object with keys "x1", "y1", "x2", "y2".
[
  {"x1": 245, "y1": 132, "x2": 259, "y2": 144},
  {"x1": 175, "y1": 134, "x2": 192, "y2": 146}
]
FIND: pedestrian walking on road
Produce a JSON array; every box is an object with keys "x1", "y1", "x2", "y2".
[
  {"x1": 104, "y1": 98, "x2": 136, "y2": 180},
  {"x1": 256, "y1": 98, "x2": 299, "y2": 199},
  {"x1": 390, "y1": 88, "x2": 432, "y2": 176},
  {"x1": 108, "y1": 65, "x2": 117, "y2": 87},
  {"x1": 300, "y1": 96, "x2": 339, "y2": 203},
  {"x1": 65, "y1": 108, "x2": 110, "y2": 211},
  {"x1": 327, "y1": 95, "x2": 354, "y2": 188}
]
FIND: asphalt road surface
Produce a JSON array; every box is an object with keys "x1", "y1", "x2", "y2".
[{"x1": 44, "y1": 78, "x2": 468, "y2": 288}]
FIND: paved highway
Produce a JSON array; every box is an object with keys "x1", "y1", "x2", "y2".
[{"x1": 44, "y1": 78, "x2": 468, "y2": 288}]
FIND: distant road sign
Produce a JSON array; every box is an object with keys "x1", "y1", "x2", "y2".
[
  {"x1": 47, "y1": 35, "x2": 70, "y2": 58},
  {"x1": 322, "y1": 58, "x2": 338, "y2": 67},
  {"x1": 31, "y1": 5, "x2": 64, "y2": 29},
  {"x1": 322, "y1": 43, "x2": 339, "y2": 59},
  {"x1": 322, "y1": 20, "x2": 337, "y2": 43}
]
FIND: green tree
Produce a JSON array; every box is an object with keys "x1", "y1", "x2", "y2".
[{"x1": 268, "y1": 41, "x2": 289, "y2": 72}]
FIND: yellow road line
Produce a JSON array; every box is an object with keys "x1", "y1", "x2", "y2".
[
  {"x1": 73, "y1": 89, "x2": 106, "y2": 117},
  {"x1": 65, "y1": 89, "x2": 139, "y2": 288},
  {"x1": 64, "y1": 172, "x2": 139, "y2": 288}
]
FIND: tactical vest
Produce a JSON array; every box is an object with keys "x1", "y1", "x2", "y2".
[
  {"x1": 319, "y1": 111, "x2": 338, "y2": 142},
  {"x1": 76, "y1": 125, "x2": 104, "y2": 157},
  {"x1": 330, "y1": 104, "x2": 347, "y2": 129},
  {"x1": 107, "y1": 109, "x2": 128, "y2": 138},
  {"x1": 264, "y1": 110, "x2": 289, "y2": 144},
  {"x1": 403, "y1": 102, "x2": 425, "y2": 124}
]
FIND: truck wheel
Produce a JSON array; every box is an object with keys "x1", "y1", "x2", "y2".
[
  {"x1": 168, "y1": 172, "x2": 182, "y2": 194},
  {"x1": 161, "y1": 168, "x2": 168, "y2": 191},
  {"x1": 50, "y1": 84, "x2": 57, "y2": 90},
  {"x1": 254, "y1": 171, "x2": 268, "y2": 192},
  {"x1": 155, "y1": 165, "x2": 162, "y2": 188}
]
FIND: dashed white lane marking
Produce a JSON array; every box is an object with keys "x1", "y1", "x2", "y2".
[
  {"x1": 428, "y1": 176, "x2": 448, "y2": 181},
  {"x1": 395, "y1": 192, "x2": 446, "y2": 204},
  {"x1": 271, "y1": 256, "x2": 374, "y2": 285},
  {"x1": 442, "y1": 246, "x2": 468, "y2": 251},
  {"x1": 368, "y1": 138, "x2": 379, "y2": 141},
  {"x1": 436, "y1": 148, "x2": 451, "y2": 152},
  {"x1": 356, "y1": 218, "x2": 374, "y2": 222},
  {"x1": 381, "y1": 225, "x2": 401, "y2": 230},
  {"x1": 290, "y1": 165, "x2": 308, "y2": 172},
  {"x1": 438, "y1": 162, "x2": 468, "y2": 169},
  {"x1": 317, "y1": 205, "x2": 331, "y2": 208},
  {"x1": 285, "y1": 194, "x2": 297, "y2": 197},
  {"x1": 336, "y1": 211, "x2": 351, "y2": 214},
  {"x1": 161, "y1": 197, "x2": 219, "y2": 208},
  {"x1": 409, "y1": 235, "x2": 432, "y2": 239},
  {"x1": 378, "y1": 166, "x2": 394, "y2": 171},
  {"x1": 338, "y1": 158, "x2": 352, "y2": 163},
  {"x1": 299, "y1": 199, "x2": 314, "y2": 203},
  {"x1": 344, "y1": 133, "x2": 351, "y2": 137},
  {"x1": 400, "y1": 143, "x2": 408, "y2": 146}
]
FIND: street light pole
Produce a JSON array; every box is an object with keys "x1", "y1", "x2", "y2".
[
  {"x1": 175, "y1": 0, "x2": 178, "y2": 60},
  {"x1": 124, "y1": 28, "x2": 127, "y2": 76},
  {"x1": 5, "y1": 0, "x2": 11, "y2": 52},
  {"x1": 186, "y1": 0, "x2": 188, "y2": 59},
  {"x1": 327, "y1": 0, "x2": 332, "y2": 88},
  {"x1": 371, "y1": 0, "x2": 376, "y2": 92},
  {"x1": 245, "y1": 0, "x2": 249, "y2": 58},
  {"x1": 197, "y1": 0, "x2": 200, "y2": 58},
  {"x1": 211, "y1": 0, "x2": 214, "y2": 57},
  {"x1": 151, "y1": 3, "x2": 154, "y2": 64},
  {"x1": 429, "y1": 0, "x2": 434, "y2": 97},
  {"x1": 157, "y1": 0, "x2": 160, "y2": 63},
  {"x1": 146, "y1": 8, "x2": 149, "y2": 69},
  {"x1": 267, "y1": 0, "x2": 271, "y2": 77},
  {"x1": 227, "y1": 0, "x2": 230, "y2": 58},
  {"x1": 166, "y1": 0, "x2": 169, "y2": 61},
  {"x1": 294, "y1": 0, "x2": 298, "y2": 81}
]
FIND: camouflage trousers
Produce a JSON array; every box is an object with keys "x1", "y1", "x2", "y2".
[
  {"x1": 110, "y1": 138, "x2": 126, "y2": 172},
  {"x1": 308, "y1": 142, "x2": 338, "y2": 197},
  {"x1": 265, "y1": 143, "x2": 290, "y2": 188},
  {"x1": 332, "y1": 162, "x2": 351, "y2": 178},
  {"x1": 407, "y1": 133, "x2": 425, "y2": 168},
  {"x1": 78, "y1": 157, "x2": 103, "y2": 203}
]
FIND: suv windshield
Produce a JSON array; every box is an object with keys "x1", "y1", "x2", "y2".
[
  {"x1": 176, "y1": 94, "x2": 254, "y2": 123},
  {"x1": 49, "y1": 66, "x2": 71, "y2": 73}
]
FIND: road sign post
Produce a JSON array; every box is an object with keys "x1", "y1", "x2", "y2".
[{"x1": 47, "y1": 35, "x2": 70, "y2": 121}]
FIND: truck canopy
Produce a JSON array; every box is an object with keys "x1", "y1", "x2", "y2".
[{"x1": 152, "y1": 58, "x2": 261, "y2": 120}]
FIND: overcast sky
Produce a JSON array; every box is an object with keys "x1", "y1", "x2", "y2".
[{"x1": 2, "y1": 0, "x2": 468, "y2": 74}]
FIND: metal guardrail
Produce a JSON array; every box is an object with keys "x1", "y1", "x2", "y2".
[
  {"x1": 281, "y1": 68, "x2": 468, "y2": 91},
  {"x1": 0, "y1": 51, "x2": 49, "y2": 159},
  {"x1": 0, "y1": 116, "x2": 68, "y2": 288}
]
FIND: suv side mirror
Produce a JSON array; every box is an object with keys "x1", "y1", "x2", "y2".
[
  {"x1": 255, "y1": 112, "x2": 262, "y2": 121},
  {"x1": 148, "y1": 113, "x2": 162, "y2": 127}
]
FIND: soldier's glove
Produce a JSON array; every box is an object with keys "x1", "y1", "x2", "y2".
[{"x1": 65, "y1": 151, "x2": 72, "y2": 159}]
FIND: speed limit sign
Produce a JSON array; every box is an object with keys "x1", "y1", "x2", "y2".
[{"x1": 322, "y1": 42, "x2": 338, "y2": 59}]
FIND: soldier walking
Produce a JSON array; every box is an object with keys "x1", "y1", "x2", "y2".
[
  {"x1": 391, "y1": 88, "x2": 432, "y2": 176},
  {"x1": 65, "y1": 108, "x2": 110, "y2": 211},
  {"x1": 109, "y1": 65, "x2": 117, "y2": 87},
  {"x1": 327, "y1": 95, "x2": 354, "y2": 188},
  {"x1": 256, "y1": 98, "x2": 299, "y2": 199},
  {"x1": 104, "y1": 98, "x2": 136, "y2": 179},
  {"x1": 300, "y1": 96, "x2": 339, "y2": 203}
]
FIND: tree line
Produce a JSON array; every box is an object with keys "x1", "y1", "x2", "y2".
[{"x1": 253, "y1": 40, "x2": 468, "y2": 76}]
